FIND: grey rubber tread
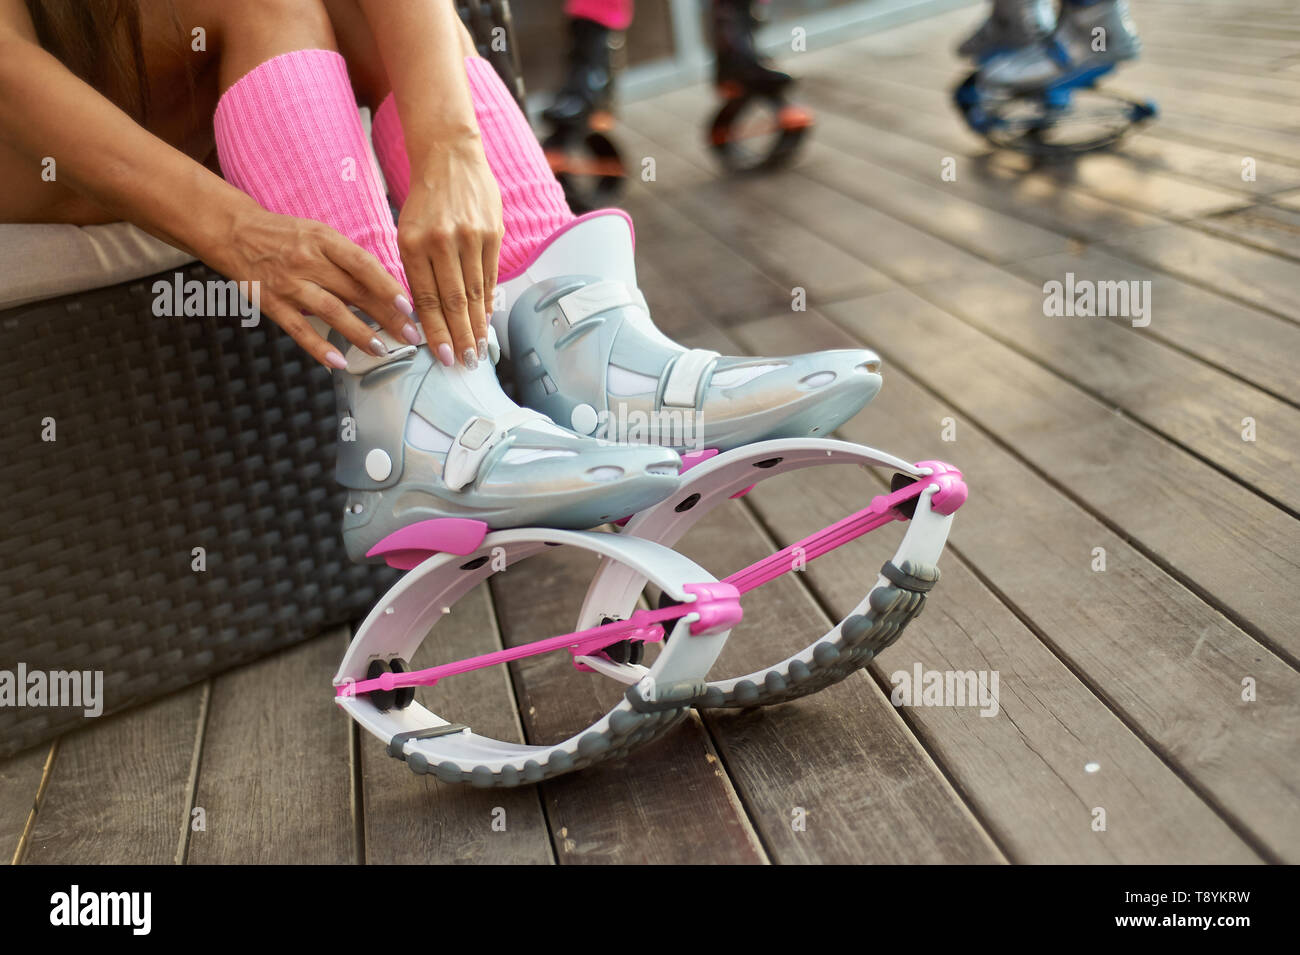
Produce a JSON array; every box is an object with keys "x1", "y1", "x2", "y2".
[
  {"x1": 702, "y1": 560, "x2": 940, "y2": 709},
  {"x1": 399, "y1": 703, "x2": 691, "y2": 788}
]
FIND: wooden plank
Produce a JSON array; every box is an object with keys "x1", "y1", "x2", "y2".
[
  {"x1": 0, "y1": 744, "x2": 51, "y2": 864},
  {"x1": 730, "y1": 308, "x2": 1300, "y2": 861},
  {"x1": 620, "y1": 132, "x2": 896, "y2": 309},
  {"x1": 803, "y1": 68, "x2": 1300, "y2": 201},
  {"x1": 1119, "y1": 72, "x2": 1300, "y2": 129},
  {"x1": 905, "y1": 262, "x2": 1300, "y2": 513},
  {"x1": 187, "y1": 628, "x2": 356, "y2": 864},
  {"x1": 616, "y1": 123, "x2": 895, "y2": 307},
  {"x1": 22, "y1": 686, "x2": 203, "y2": 864},
  {"x1": 1124, "y1": 56, "x2": 1300, "y2": 105},
  {"x1": 623, "y1": 125, "x2": 995, "y2": 289},
  {"x1": 1137, "y1": 3, "x2": 1300, "y2": 41},
  {"x1": 1103, "y1": 223, "x2": 1300, "y2": 322},
  {"x1": 488, "y1": 543, "x2": 768, "y2": 864},
  {"x1": 1190, "y1": 204, "x2": 1300, "y2": 263},
  {"x1": 1136, "y1": 29, "x2": 1300, "y2": 71},
  {"x1": 646, "y1": 94, "x2": 1074, "y2": 267},
  {"x1": 1006, "y1": 246, "x2": 1300, "y2": 404},
  {"x1": 701, "y1": 170, "x2": 996, "y2": 286},
  {"x1": 359, "y1": 584, "x2": 554, "y2": 865}
]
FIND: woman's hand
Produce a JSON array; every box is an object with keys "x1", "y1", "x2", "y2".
[
  {"x1": 210, "y1": 207, "x2": 420, "y2": 369},
  {"x1": 397, "y1": 133, "x2": 504, "y2": 370}
]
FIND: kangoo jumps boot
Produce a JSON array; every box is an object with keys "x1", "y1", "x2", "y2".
[
  {"x1": 957, "y1": 0, "x2": 1057, "y2": 61},
  {"x1": 492, "y1": 211, "x2": 883, "y2": 453},
  {"x1": 978, "y1": 0, "x2": 1142, "y2": 93},
  {"x1": 326, "y1": 320, "x2": 683, "y2": 563}
]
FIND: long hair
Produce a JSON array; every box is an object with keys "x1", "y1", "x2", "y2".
[{"x1": 25, "y1": 0, "x2": 150, "y2": 122}]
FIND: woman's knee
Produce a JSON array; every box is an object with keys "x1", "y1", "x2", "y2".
[
  {"x1": 222, "y1": 0, "x2": 335, "y2": 39},
  {"x1": 455, "y1": 16, "x2": 479, "y2": 59},
  {"x1": 208, "y1": 0, "x2": 337, "y2": 90}
]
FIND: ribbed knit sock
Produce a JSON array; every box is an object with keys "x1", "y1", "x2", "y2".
[
  {"x1": 565, "y1": 0, "x2": 634, "y2": 31},
  {"x1": 371, "y1": 57, "x2": 574, "y2": 277},
  {"x1": 214, "y1": 49, "x2": 408, "y2": 292}
]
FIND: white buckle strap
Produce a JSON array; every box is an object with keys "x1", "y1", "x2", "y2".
[
  {"x1": 662, "y1": 349, "x2": 720, "y2": 409},
  {"x1": 344, "y1": 324, "x2": 422, "y2": 375},
  {"x1": 442, "y1": 416, "x2": 499, "y2": 492},
  {"x1": 441, "y1": 407, "x2": 550, "y2": 491},
  {"x1": 345, "y1": 323, "x2": 503, "y2": 375},
  {"x1": 557, "y1": 280, "x2": 647, "y2": 327}
]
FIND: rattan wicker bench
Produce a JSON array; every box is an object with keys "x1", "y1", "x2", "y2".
[{"x1": 0, "y1": 230, "x2": 397, "y2": 757}]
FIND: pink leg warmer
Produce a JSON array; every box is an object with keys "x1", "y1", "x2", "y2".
[
  {"x1": 371, "y1": 57, "x2": 574, "y2": 278},
  {"x1": 566, "y1": 0, "x2": 634, "y2": 31},
  {"x1": 214, "y1": 49, "x2": 408, "y2": 291}
]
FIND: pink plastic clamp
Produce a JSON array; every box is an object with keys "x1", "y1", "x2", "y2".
[
  {"x1": 914, "y1": 461, "x2": 967, "y2": 516},
  {"x1": 682, "y1": 581, "x2": 744, "y2": 635}
]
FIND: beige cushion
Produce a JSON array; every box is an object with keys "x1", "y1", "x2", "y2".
[{"x1": 0, "y1": 221, "x2": 197, "y2": 310}]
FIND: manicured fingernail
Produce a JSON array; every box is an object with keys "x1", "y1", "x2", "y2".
[
  {"x1": 368, "y1": 337, "x2": 387, "y2": 358},
  {"x1": 436, "y1": 343, "x2": 455, "y2": 367},
  {"x1": 462, "y1": 348, "x2": 478, "y2": 371},
  {"x1": 476, "y1": 338, "x2": 488, "y2": 362},
  {"x1": 401, "y1": 322, "x2": 421, "y2": 346},
  {"x1": 325, "y1": 349, "x2": 348, "y2": 370},
  {"x1": 394, "y1": 294, "x2": 414, "y2": 318}
]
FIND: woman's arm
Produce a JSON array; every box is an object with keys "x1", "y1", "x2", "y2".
[
  {"x1": 0, "y1": 12, "x2": 251, "y2": 258},
  {"x1": 357, "y1": 0, "x2": 504, "y2": 368},
  {"x1": 0, "y1": 0, "x2": 413, "y2": 368}
]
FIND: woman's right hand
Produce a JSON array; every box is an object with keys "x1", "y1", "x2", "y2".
[{"x1": 208, "y1": 207, "x2": 419, "y2": 369}]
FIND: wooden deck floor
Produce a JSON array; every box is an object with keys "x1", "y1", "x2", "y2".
[{"x1": 4, "y1": 0, "x2": 1299, "y2": 865}]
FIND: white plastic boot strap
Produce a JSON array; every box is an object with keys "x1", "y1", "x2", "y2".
[
  {"x1": 441, "y1": 406, "x2": 550, "y2": 491},
  {"x1": 341, "y1": 325, "x2": 498, "y2": 374},
  {"x1": 557, "y1": 280, "x2": 648, "y2": 327},
  {"x1": 304, "y1": 312, "x2": 422, "y2": 376},
  {"x1": 662, "y1": 349, "x2": 720, "y2": 409}
]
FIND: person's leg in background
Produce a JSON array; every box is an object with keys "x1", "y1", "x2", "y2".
[
  {"x1": 975, "y1": 0, "x2": 1141, "y2": 91},
  {"x1": 543, "y1": 0, "x2": 633, "y2": 125},
  {"x1": 565, "y1": 0, "x2": 635, "y2": 31},
  {"x1": 711, "y1": 0, "x2": 795, "y2": 95},
  {"x1": 957, "y1": 0, "x2": 1057, "y2": 61}
]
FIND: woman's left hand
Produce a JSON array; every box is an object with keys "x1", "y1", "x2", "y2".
[{"x1": 397, "y1": 135, "x2": 504, "y2": 370}]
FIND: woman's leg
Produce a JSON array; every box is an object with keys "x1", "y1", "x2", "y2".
[
  {"x1": 565, "y1": 0, "x2": 635, "y2": 31},
  {"x1": 343, "y1": 6, "x2": 573, "y2": 277},
  {"x1": 210, "y1": 0, "x2": 407, "y2": 294}
]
